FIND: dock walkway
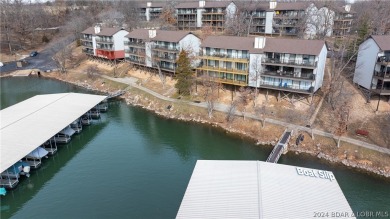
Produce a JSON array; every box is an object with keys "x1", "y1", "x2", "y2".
[{"x1": 266, "y1": 130, "x2": 292, "y2": 163}]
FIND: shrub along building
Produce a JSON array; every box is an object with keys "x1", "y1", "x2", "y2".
[
  {"x1": 81, "y1": 26, "x2": 129, "y2": 62},
  {"x1": 124, "y1": 29, "x2": 201, "y2": 73},
  {"x1": 353, "y1": 35, "x2": 390, "y2": 110},
  {"x1": 197, "y1": 35, "x2": 327, "y2": 98},
  {"x1": 175, "y1": 0, "x2": 237, "y2": 32}
]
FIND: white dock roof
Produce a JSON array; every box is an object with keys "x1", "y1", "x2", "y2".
[
  {"x1": 177, "y1": 160, "x2": 355, "y2": 219},
  {"x1": 0, "y1": 93, "x2": 106, "y2": 173}
]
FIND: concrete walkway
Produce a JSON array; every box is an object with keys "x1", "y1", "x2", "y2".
[{"x1": 104, "y1": 75, "x2": 390, "y2": 155}]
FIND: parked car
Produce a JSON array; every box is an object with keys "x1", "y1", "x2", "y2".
[{"x1": 30, "y1": 51, "x2": 38, "y2": 57}]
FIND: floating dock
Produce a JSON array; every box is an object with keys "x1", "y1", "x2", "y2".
[{"x1": 0, "y1": 93, "x2": 107, "y2": 183}]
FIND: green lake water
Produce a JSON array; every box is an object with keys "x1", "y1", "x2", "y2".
[{"x1": 1, "y1": 77, "x2": 389, "y2": 218}]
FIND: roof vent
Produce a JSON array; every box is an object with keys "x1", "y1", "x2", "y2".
[
  {"x1": 270, "y1": 1, "x2": 277, "y2": 10},
  {"x1": 149, "y1": 29, "x2": 156, "y2": 38},
  {"x1": 94, "y1": 25, "x2": 101, "y2": 34},
  {"x1": 147, "y1": 2, "x2": 152, "y2": 7},
  {"x1": 254, "y1": 37, "x2": 266, "y2": 49},
  {"x1": 199, "y1": 0, "x2": 205, "y2": 8}
]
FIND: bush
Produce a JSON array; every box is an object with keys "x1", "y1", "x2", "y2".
[{"x1": 42, "y1": 35, "x2": 50, "y2": 43}]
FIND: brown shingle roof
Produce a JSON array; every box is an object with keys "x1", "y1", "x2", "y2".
[
  {"x1": 81, "y1": 27, "x2": 124, "y2": 36},
  {"x1": 201, "y1": 36, "x2": 325, "y2": 56},
  {"x1": 126, "y1": 29, "x2": 150, "y2": 41},
  {"x1": 96, "y1": 27, "x2": 122, "y2": 36},
  {"x1": 264, "y1": 38, "x2": 325, "y2": 56},
  {"x1": 176, "y1": 1, "x2": 232, "y2": 9},
  {"x1": 371, "y1": 35, "x2": 390, "y2": 51},
  {"x1": 274, "y1": 2, "x2": 310, "y2": 11},
  {"x1": 201, "y1": 36, "x2": 263, "y2": 53},
  {"x1": 125, "y1": 29, "x2": 194, "y2": 43},
  {"x1": 135, "y1": 1, "x2": 167, "y2": 8},
  {"x1": 154, "y1": 30, "x2": 193, "y2": 43},
  {"x1": 81, "y1": 27, "x2": 95, "y2": 35}
]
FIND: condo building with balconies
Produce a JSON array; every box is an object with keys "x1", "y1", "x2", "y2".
[
  {"x1": 175, "y1": 1, "x2": 236, "y2": 32},
  {"x1": 353, "y1": 35, "x2": 390, "y2": 102},
  {"x1": 124, "y1": 29, "x2": 201, "y2": 73},
  {"x1": 81, "y1": 26, "x2": 129, "y2": 60},
  {"x1": 197, "y1": 35, "x2": 327, "y2": 95}
]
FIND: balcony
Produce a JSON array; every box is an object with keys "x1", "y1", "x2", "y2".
[
  {"x1": 197, "y1": 65, "x2": 248, "y2": 75},
  {"x1": 200, "y1": 54, "x2": 249, "y2": 63},
  {"x1": 374, "y1": 71, "x2": 390, "y2": 80},
  {"x1": 273, "y1": 13, "x2": 303, "y2": 19},
  {"x1": 203, "y1": 8, "x2": 224, "y2": 14},
  {"x1": 263, "y1": 71, "x2": 315, "y2": 81},
  {"x1": 262, "y1": 58, "x2": 317, "y2": 68},
  {"x1": 259, "y1": 81, "x2": 313, "y2": 94},
  {"x1": 96, "y1": 47, "x2": 114, "y2": 51},
  {"x1": 153, "y1": 54, "x2": 177, "y2": 62},
  {"x1": 377, "y1": 56, "x2": 390, "y2": 66},
  {"x1": 82, "y1": 43, "x2": 93, "y2": 48},
  {"x1": 96, "y1": 38, "x2": 113, "y2": 43},
  {"x1": 81, "y1": 37, "x2": 92, "y2": 42},
  {"x1": 153, "y1": 45, "x2": 180, "y2": 51},
  {"x1": 82, "y1": 49, "x2": 94, "y2": 55},
  {"x1": 125, "y1": 41, "x2": 145, "y2": 47}
]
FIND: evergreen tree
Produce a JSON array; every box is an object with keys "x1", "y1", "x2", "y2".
[{"x1": 175, "y1": 50, "x2": 193, "y2": 96}]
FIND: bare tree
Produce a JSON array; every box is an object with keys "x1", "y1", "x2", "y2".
[
  {"x1": 201, "y1": 75, "x2": 221, "y2": 118},
  {"x1": 332, "y1": 101, "x2": 351, "y2": 148},
  {"x1": 250, "y1": 55, "x2": 262, "y2": 107},
  {"x1": 255, "y1": 101, "x2": 269, "y2": 128},
  {"x1": 52, "y1": 40, "x2": 73, "y2": 73},
  {"x1": 159, "y1": 1, "x2": 177, "y2": 30}
]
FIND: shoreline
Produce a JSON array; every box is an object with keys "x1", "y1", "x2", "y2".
[{"x1": 12, "y1": 73, "x2": 390, "y2": 178}]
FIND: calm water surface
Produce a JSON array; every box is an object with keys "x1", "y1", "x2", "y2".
[{"x1": 1, "y1": 77, "x2": 389, "y2": 219}]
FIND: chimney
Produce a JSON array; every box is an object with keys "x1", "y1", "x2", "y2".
[
  {"x1": 254, "y1": 37, "x2": 266, "y2": 49},
  {"x1": 147, "y1": 2, "x2": 152, "y2": 7},
  {"x1": 270, "y1": 1, "x2": 277, "y2": 10},
  {"x1": 149, "y1": 29, "x2": 156, "y2": 38},
  {"x1": 345, "y1": 4, "x2": 351, "y2": 12},
  {"x1": 199, "y1": 0, "x2": 205, "y2": 8},
  {"x1": 94, "y1": 25, "x2": 101, "y2": 34}
]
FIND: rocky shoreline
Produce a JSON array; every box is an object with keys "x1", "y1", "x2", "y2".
[{"x1": 44, "y1": 74, "x2": 390, "y2": 178}]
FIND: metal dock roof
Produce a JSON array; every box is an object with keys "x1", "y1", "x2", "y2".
[
  {"x1": 0, "y1": 93, "x2": 106, "y2": 173},
  {"x1": 177, "y1": 160, "x2": 355, "y2": 219}
]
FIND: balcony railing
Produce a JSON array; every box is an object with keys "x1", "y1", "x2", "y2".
[
  {"x1": 197, "y1": 65, "x2": 248, "y2": 75},
  {"x1": 96, "y1": 47, "x2": 114, "y2": 51},
  {"x1": 260, "y1": 81, "x2": 313, "y2": 93},
  {"x1": 82, "y1": 49, "x2": 94, "y2": 55},
  {"x1": 263, "y1": 71, "x2": 315, "y2": 81},
  {"x1": 96, "y1": 38, "x2": 113, "y2": 43},
  {"x1": 374, "y1": 71, "x2": 390, "y2": 79},
  {"x1": 377, "y1": 56, "x2": 390, "y2": 65},
  {"x1": 81, "y1": 37, "x2": 92, "y2": 41},
  {"x1": 153, "y1": 45, "x2": 180, "y2": 51},
  {"x1": 262, "y1": 58, "x2": 317, "y2": 68},
  {"x1": 125, "y1": 41, "x2": 145, "y2": 47},
  {"x1": 153, "y1": 55, "x2": 177, "y2": 62}
]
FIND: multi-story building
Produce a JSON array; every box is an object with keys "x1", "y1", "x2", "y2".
[
  {"x1": 81, "y1": 26, "x2": 129, "y2": 60},
  {"x1": 331, "y1": 4, "x2": 354, "y2": 38},
  {"x1": 271, "y1": 2, "x2": 309, "y2": 36},
  {"x1": 197, "y1": 36, "x2": 254, "y2": 86},
  {"x1": 252, "y1": 37, "x2": 327, "y2": 94},
  {"x1": 136, "y1": 2, "x2": 166, "y2": 22},
  {"x1": 197, "y1": 35, "x2": 327, "y2": 95},
  {"x1": 175, "y1": 1, "x2": 236, "y2": 32},
  {"x1": 124, "y1": 29, "x2": 201, "y2": 73},
  {"x1": 353, "y1": 35, "x2": 390, "y2": 104}
]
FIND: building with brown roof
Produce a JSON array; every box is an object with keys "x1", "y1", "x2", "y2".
[
  {"x1": 175, "y1": 1, "x2": 236, "y2": 32},
  {"x1": 353, "y1": 35, "x2": 390, "y2": 106},
  {"x1": 81, "y1": 26, "x2": 129, "y2": 60},
  {"x1": 124, "y1": 29, "x2": 201, "y2": 73},
  {"x1": 136, "y1": 1, "x2": 167, "y2": 21},
  {"x1": 197, "y1": 35, "x2": 327, "y2": 95}
]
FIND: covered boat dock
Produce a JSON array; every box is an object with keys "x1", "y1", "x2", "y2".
[
  {"x1": 0, "y1": 93, "x2": 107, "y2": 187},
  {"x1": 177, "y1": 160, "x2": 355, "y2": 219}
]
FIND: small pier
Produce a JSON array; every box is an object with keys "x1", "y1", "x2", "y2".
[{"x1": 266, "y1": 129, "x2": 293, "y2": 163}]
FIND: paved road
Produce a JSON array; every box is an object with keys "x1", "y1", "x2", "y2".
[
  {"x1": 105, "y1": 76, "x2": 390, "y2": 155},
  {"x1": 0, "y1": 36, "x2": 74, "y2": 74}
]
